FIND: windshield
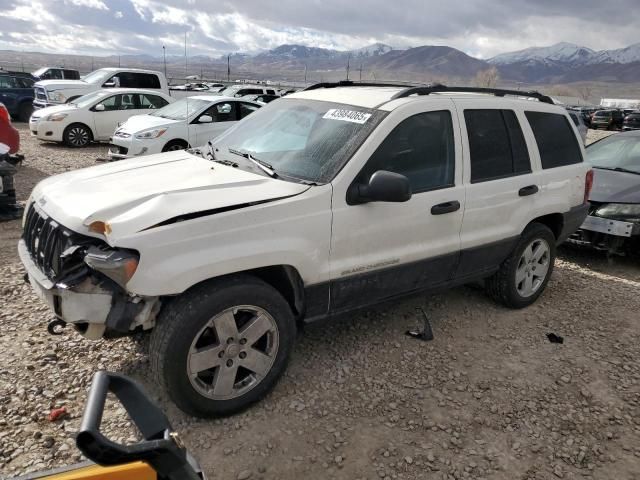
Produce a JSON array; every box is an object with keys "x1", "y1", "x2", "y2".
[
  {"x1": 587, "y1": 134, "x2": 640, "y2": 174},
  {"x1": 149, "y1": 98, "x2": 211, "y2": 120},
  {"x1": 69, "y1": 90, "x2": 112, "y2": 108},
  {"x1": 82, "y1": 70, "x2": 108, "y2": 84},
  {"x1": 594, "y1": 111, "x2": 611, "y2": 117},
  {"x1": 212, "y1": 98, "x2": 386, "y2": 183}
]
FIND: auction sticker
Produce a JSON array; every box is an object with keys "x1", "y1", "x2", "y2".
[{"x1": 323, "y1": 108, "x2": 372, "y2": 124}]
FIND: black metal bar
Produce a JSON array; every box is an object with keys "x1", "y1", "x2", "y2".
[
  {"x1": 390, "y1": 84, "x2": 555, "y2": 104},
  {"x1": 304, "y1": 80, "x2": 420, "y2": 91}
]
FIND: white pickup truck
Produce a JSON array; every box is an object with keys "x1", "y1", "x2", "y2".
[{"x1": 33, "y1": 68, "x2": 170, "y2": 109}]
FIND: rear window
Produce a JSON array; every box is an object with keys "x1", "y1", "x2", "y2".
[
  {"x1": 464, "y1": 109, "x2": 531, "y2": 183},
  {"x1": 525, "y1": 111, "x2": 583, "y2": 169},
  {"x1": 594, "y1": 111, "x2": 611, "y2": 117}
]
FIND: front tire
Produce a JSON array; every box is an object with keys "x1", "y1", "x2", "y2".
[
  {"x1": 486, "y1": 223, "x2": 556, "y2": 309},
  {"x1": 162, "y1": 139, "x2": 188, "y2": 152},
  {"x1": 149, "y1": 275, "x2": 296, "y2": 417},
  {"x1": 63, "y1": 123, "x2": 92, "y2": 147}
]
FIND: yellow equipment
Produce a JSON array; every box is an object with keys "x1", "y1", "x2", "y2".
[{"x1": 14, "y1": 372, "x2": 205, "y2": 480}]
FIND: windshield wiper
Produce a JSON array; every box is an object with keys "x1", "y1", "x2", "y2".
[
  {"x1": 594, "y1": 166, "x2": 640, "y2": 175},
  {"x1": 228, "y1": 147, "x2": 278, "y2": 178}
]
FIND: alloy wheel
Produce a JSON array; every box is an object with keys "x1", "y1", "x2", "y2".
[
  {"x1": 187, "y1": 306, "x2": 279, "y2": 401},
  {"x1": 515, "y1": 238, "x2": 551, "y2": 298},
  {"x1": 67, "y1": 127, "x2": 90, "y2": 147}
]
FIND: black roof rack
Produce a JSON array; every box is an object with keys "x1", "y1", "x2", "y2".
[
  {"x1": 390, "y1": 84, "x2": 554, "y2": 104},
  {"x1": 303, "y1": 80, "x2": 420, "y2": 91}
]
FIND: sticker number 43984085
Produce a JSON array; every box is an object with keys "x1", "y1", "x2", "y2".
[{"x1": 323, "y1": 108, "x2": 372, "y2": 124}]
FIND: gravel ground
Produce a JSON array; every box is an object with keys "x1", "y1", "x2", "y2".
[{"x1": 1, "y1": 126, "x2": 639, "y2": 479}]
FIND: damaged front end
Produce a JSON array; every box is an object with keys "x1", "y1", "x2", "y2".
[{"x1": 19, "y1": 203, "x2": 160, "y2": 339}]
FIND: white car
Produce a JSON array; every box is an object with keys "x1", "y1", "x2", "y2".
[
  {"x1": 33, "y1": 68, "x2": 170, "y2": 109},
  {"x1": 20, "y1": 83, "x2": 591, "y2": 417},
  {"x1": 29, "y1": 89, "x2": 173, "y2": 148},
  {"x1": 108, "y1": 95, "x2": 261, "y2": 160}
]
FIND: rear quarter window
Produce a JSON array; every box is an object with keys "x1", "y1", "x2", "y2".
[{"x1": 525, "y1": 111, "x2": 583, "y2": 169}]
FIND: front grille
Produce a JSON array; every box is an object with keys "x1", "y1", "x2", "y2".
[
  {"x1": 22, "y1": 203, "x2": 71, "y2": 280},
  {"x1": 34, "y1": 87, "x2": 48, "y2": 101}
]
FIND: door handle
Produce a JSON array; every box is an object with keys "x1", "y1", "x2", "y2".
[
  {"x1": 431, "y1": 200, "x2": 461, "y2": 215},
  {"x1": 518, "y1": 185, "x2": 539, "y2": 197}
]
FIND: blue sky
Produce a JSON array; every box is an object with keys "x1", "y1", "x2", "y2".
[{"x1": 0, "y1": 0, "x2": 638, "y2": 59}]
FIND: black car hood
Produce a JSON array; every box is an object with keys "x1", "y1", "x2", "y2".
[{"x1": 590, "y1": 168, "x2": 640, "y2": 203}]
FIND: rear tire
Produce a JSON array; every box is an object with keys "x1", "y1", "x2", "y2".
[
  {"x1": 149, "y1": 275, "x2": 296, "y2": 417},
  {"x1": 486, "y1": 223, "x2": 556, "y2": 309},
  {"x1": 162, "y1": 139, "x2": 188, "y2": 152},
  {"x1": 63, "y1": 123, "x2": 92, "y2": 148},
  {"x1": 18, "y1": 102, "x2": 33, "y2": 122}
]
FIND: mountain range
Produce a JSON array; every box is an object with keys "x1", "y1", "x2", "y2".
[
  {"x1": 2, "y1": 41, "x2": 640, "y2": 87},
  {"x1": 202, "y1": 41, "x2": 640, "y2": 84}
]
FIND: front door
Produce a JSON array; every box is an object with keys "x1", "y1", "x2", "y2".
[
  {"x1": 93, "y1": 94, "x2": 131, "y2": 140},
  {"x1": 329, "y1": 102, "x2": 465, "y2": 313},
  {"x1": 191, "y1": 101, "x2": 238, "y2": 147}
]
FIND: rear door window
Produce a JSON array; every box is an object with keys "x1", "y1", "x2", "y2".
[
  {"x1": 525, "y1": 111, "x2": 583, "y2": 168},
  {"x1": 138, "y1": 94, "x2": 169, "y2": 109},
  {"x1": 465, "y1": 109, "x2": 531, "y2": 183},
  {"x1": 239, "y1": 102, "x2": 260, "y2": 119}
]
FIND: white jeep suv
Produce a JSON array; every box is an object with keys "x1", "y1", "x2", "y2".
[{"x1": 19, "y1": 83, "x2": 591, "y2": 417}]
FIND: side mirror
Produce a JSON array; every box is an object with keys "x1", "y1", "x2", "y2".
[
  {"x1": 103, "y1": 81, "x2": 116, "y2": 88},
  {"x1": 347, "y1": 170, "x2": 412, "y2": 205},
  {"x1": 94, "y1": 104, "x2": 105, "y2": 112},
  {"x1": 199, "y1": 115, "x2": 213, "y2": 124}
]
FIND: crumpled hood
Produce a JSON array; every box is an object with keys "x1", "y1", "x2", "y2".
[
  {"x1": 590, "y1": 168, "x2": 640, "y2": 203},
  {"x1": 35, "y1": 79, "x2": 89, "y2": 91},
  {"x1": 117, "y1": 114, "x2": 178, "y2": 133},
  {"x1": 31, "y1": 150, "x2": 309, "y2": 243}
]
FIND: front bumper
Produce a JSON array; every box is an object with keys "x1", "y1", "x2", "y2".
[
  {"x1": 566, "y1": 215, "x2": 640, "y2": 254},
  {"x1": 33, "y1": 99, "x2": 58, "y2": 110},
  {"x1": 19, "y1": 239, "x2": 159, "y2": 339},
  {"x1": 108, "y1": 134, "x2": 160, "y2": 160},
  {"x1": 29, "y1": 119, "x2": 65, "y2": 142},
  {"x1": 19, "y1": 239, "x2": 112, "y2": 339}
]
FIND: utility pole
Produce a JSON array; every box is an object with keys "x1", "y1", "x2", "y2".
[
  {"x1": 118, "y1": 55, "x2": 121, "y2": 67},
  {"x1": 346, "y1": 53, "x2": 351, "y2": 81},
  {"x1": 227, "y1": 54, "x2": 231, "y2": 82},
  {"x1": 359, "y1": 63, "x2": 362, "y2": 81},
  {"x1": 162, "y1": 46, "x2": 166, "y2": 78},
  {"x1": 91, "y1": 56, "x2": 94, "y2": 71}
]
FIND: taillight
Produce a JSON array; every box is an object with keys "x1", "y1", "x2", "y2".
[
  {"x1": 584, "y1": 169, "x2": 594, "y2": 203},
  {"x1": 0, "y1": 104, "x2": 9, "y2": 123}
]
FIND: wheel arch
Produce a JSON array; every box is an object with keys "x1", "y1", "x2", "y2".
[
  {"x1": 526, "y1": 213, "x2": 563, "y2": 240},
  {"x1": 162, "y1": 138, "x2": 190, "y2": 151},
  {"x1": 169, "y1": 265, "x2": 306, "y2": 319}
]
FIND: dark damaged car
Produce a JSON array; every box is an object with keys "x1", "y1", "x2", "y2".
[{"x1": 568, "y1": 131, "x2": 640, "y2": 254}]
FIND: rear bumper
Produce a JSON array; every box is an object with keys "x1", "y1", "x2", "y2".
[{"x1": 558, "y1": 203, "x2": 589, "y2": 244}]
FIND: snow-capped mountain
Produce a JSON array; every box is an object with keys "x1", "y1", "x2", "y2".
[
  {"x1": 351, "y1": 43, "x2": 394, "y2": 58},
  {"x1": 489, "y1": 42, "x2": 595, "y2": 65},
  {"x1": 589, "y1": 43, "x2": 640, "y2": 64},
  {"x1": 490, "y1": 42, "x2": 640, "y2": 66}
]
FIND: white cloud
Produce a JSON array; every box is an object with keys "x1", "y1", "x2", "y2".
[
  {"x1": 64, "y1": 0, "x2": 108, "y2": 11},
  {"x1": 114, "y1": 11, "x2": 123, "y2": 18}
]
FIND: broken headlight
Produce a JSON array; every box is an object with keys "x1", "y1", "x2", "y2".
[
  {"x1": 84, "y1": 247, "x2": 139, "y2": 287},
  {"x1": 595, "y1": 203, "x2": 640, "y2": 223}
]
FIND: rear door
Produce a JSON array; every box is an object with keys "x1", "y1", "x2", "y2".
[{"x1": 454, "y1": 101, "x2": 538, "y2": 279}]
